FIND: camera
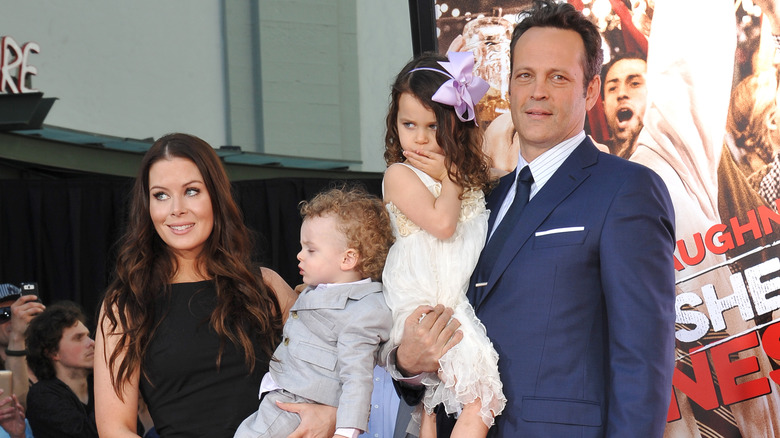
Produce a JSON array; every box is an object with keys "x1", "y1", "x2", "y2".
[{"x1": 20, "y1": 282, "x2": 41, "y2": 303}]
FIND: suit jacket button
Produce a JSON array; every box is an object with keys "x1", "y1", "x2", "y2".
[
  {"x1": 291, "y1": 311, "x2": 298, "y2": 319},
  {"x1": 283, "y1": 337, "x2": 290, "y2": 346}
]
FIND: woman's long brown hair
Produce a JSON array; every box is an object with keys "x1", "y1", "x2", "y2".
[{"x1": 100, "y1": 133, "x2": 282, "y2": 398}]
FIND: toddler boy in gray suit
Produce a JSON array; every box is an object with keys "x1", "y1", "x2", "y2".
[{"x1": 235, "y1": 186, "x2": 395, "y2": 438}]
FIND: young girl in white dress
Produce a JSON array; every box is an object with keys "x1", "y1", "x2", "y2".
[{"x1": 382, "y1": 51, "x2": 505, "y2": 438}]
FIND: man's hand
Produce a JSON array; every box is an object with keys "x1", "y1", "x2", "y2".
[
  {"x1": 279, "y1": 401, "x2": 336, "y2": 438},
  {"x1": 10, "y1": 295, "x2": 44, "y2": 346},
  {"x1": 396, "y1": 304, "x2": 463, "y2": 376}
]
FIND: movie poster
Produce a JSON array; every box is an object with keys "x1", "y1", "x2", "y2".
[{"x1": 432, "y1": 0, "x2": 780, "y2": 436}]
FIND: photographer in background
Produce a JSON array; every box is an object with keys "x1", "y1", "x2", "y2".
[
  {"x1": 25, "y1": 301, "x2": 97, "y2": 438},
  {"x1": 0, "y1": 284, "x2": 44, "y2": 407},
  {"x1": 0, "y1": 283, "x2": 44, "y2": 438}
]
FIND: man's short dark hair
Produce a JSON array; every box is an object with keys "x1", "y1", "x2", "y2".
[
  {"x1": 510, "y1": 0, "x2": 603, "y2": 93},
  {"x1": 26, "y1": 302, "x2": 86, "y2": 381}
]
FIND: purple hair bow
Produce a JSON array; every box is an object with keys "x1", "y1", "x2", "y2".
[{"x1": 414, "y1": 51, "x2": 490, "y2": 125}]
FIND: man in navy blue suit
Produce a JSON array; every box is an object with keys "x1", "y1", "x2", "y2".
[{"x1": 390, "y1": 1, "x2": 676, "y2": 437}]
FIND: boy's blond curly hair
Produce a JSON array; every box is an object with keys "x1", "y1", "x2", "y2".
[{"x1": 299, "y1": 185, "x2": 395, "y2": 281}]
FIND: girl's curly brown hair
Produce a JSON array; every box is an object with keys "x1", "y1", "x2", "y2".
[
  {"x1": 384, "y1": 52, "x2": 493, "y2": 193},
  {"x1": 299, "y1": 186, "x2": 394, "y2": 281}
]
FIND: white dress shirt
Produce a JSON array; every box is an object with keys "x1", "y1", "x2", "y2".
[{"x1": 489, "y1": 131, "x2": 585, "y2": 238}]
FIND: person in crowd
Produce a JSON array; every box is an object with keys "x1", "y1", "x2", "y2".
[
  {"x1": 601, "y1": 53, "x2": 647, "y2": 158},
  {"x1": 0, "y1": 284, "x2": 45, "y2": 408},
  {"x1": 0, "y1": 284, "x2": 42, "y2": 438},
  {"x1": 235, "y1": 186, "x2": 395, "y2": 438},
  {"x1": 94, "y1": 133, "x2": 334, "y2": 437},
  {"x1": 381, "y1": 51, "x2": 502, "y2": 438},
  {"x1": 390, "y1": 1, "x2": 676, "y2": 437},
  {"x1": 25, "y1": 301, "x2": 96, "y2": 437}
]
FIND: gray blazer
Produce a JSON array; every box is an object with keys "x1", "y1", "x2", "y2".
[{"x1": 270, "y1": 281, "x2": 393, "y2": 431}]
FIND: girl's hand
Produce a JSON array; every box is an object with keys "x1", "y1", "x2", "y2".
[{"x1": 404, "y1": 150, "x2": 450, "y2": 182}]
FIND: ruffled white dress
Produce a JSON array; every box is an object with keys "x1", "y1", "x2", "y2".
[{"x1": 382, "y1": 163, "x2": 506, "y2": 427}]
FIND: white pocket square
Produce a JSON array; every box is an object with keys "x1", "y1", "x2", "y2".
[{"x1": 535, "y1": 226, "x2": 585, "y2": 237}]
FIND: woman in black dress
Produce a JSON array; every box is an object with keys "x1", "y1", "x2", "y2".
[{"x1": 94, "y1": 133, "x2": 333, "y2": 437}]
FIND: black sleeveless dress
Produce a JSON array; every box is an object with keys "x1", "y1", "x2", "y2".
[{"x1": 139, "y1": 281, "x2": 269, "y2": 437}]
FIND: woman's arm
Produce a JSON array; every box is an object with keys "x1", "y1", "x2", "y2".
[
  {"x1": 384, "y1": 153, "x2": 464, "y2": 240},
  {"x1": 261, "y1": 267, "x2": 296, "y2": 323},
  {"x1": 94, "y1": 306, "x2": 142, "y2": 438}
]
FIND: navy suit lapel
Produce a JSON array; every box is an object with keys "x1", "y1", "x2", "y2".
[
  {"x1": 467, "y1": 171, "x2": 515, "y2": 305},
  {"x1": 486, "y1": 170, "x2": 516, "y2": 233},
  {"x1": 472, "y1": 139, "x2": 600, "y2": 310}
]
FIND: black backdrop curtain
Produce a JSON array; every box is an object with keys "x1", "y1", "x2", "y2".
[{"x1": 0, "y1": 175, "x2": 382, "y2": 324}]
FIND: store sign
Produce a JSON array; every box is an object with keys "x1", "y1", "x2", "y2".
[{"x1": 0, "y1": 36, "x2": 39, "y2": 94}]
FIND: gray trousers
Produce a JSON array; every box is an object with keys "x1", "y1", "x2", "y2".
[
  {"x1": 234, "y1": 390, "x2": 311, "y2": 438},
  {"x1": 394, "y1": 399, "x2": 418, "y2": 438},
  {"x1": 234, "y1": 388, "x2": 418, "y2": 438}
]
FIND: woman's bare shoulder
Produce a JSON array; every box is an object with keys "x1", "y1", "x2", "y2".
[{"x1": 260, "y1": 267, "x2": 296, "y2": 316}]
